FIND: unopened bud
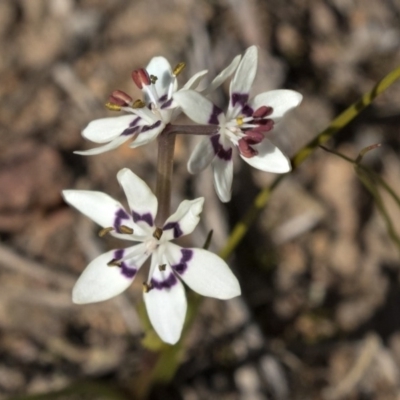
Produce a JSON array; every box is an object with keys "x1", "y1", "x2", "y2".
[{"x1": 132, "y1": 68, "x2": 151, "y2": 89}]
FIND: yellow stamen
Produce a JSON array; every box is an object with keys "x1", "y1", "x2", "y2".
[
  {"x1": 132, "y1": 99, "x2": 146, "y2": 108},
  {"x1": 173, "y1": 62, "x2": 186, "y2": 76},
  {"x1": 153, "y1": 227, "x2": 163, "y2": 240},
  {"x1": 143, "y1": 282, "x2": 153, "y2": 293},
  {"x1": 236, "y1": 116, "x2": 244, "y2": 126},
  {"x1": 150, "y1": 74, "x2": 158, "y2": 84},
  {"x1": 118, "y1": 225, "x2": 134, "y2": 234},
  {"x1": 158, "y1": 264, "x2": 166, "y2": 271},
  {"x1": 105, "y1": 102, "x2": 121, "y2": 111},
  {"x1": 98, "y1": 227, "x2": 114, "y2": 237},
  {"x1": 107, "y1": 259, "x2": 122, "y2": 267}
]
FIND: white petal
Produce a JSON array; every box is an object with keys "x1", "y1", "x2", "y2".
[
  {"x1": 82, "y1": 115, "x2": 142, "y2": 143},
  {"x1": 63, "y1": 190, "x2": 133, "y2": 229},
  {"x1": 202, "y1": 54, "x2": 241, "y2": 96},
  {"x1": 116, "y1": 169, "x2": 157, "y2": 231},
  {"x1": 229, "y1": 46, "x2": 258, "y2": 98},
  {"x1": 173, "y1": 90, "x2": 223, "y2": 125},
  {"x1": 212, "y1": 157, "x2": 234, "y2": 202},
  {"x1": 250, "y1": 90, "x2": 303, "y2": 122},
  {"x1": 182, "y1": 70, "x2": 208, "y2": 91},
  {"x1": 144, "y1": 259, "x2": 187, "y2": 345},
  {"x1": 129, "y1": 121, "x2": 165, "y2": 148},
  {"x1": 74, "y1": 135, "x2": 131, "y2": 156},
  {"x1": 72, "y1": 246, "x2": 145, "y2": 304},
  {"x1": 146, "y1": 56, "x2": 173, "y2": 98},
  {"x1": 166, "y1": 243, "x2": 241, "y2": 299},
  {"x1": 187, "y1": 136, "x2": 216, "y2": 174},
  {"x1": 240, "y1": 139, "x2": 291, "y2": 173},
  {"x1": 162, "y1": 198, "x2": 204, "y2": 241}
]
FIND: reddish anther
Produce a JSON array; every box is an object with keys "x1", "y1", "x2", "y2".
[
  {"x1": 243, "y1": 130, "x2": 264, "y2": 145},
  {"x1": 132, "y1": 68, "x2": 151, "y2": 89},
  {"x1": 251, "y1": 119, "x2": 274, "y2": 133},
  {"x1": 238, "y1": 138, "x2": 258, "y2": 158},
  {"x1": 109, "y1": 90, "x2": 133, "y2": 107},
  {"x1": 253, "y1": 106, "x2": 273, "y2": 118}
]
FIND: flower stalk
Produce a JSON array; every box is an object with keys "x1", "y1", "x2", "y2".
[{"x1": 155, "y1": 130, "x2": 176, "y2": 226}]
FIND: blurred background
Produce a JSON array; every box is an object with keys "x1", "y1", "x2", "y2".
[{"x1": 1, "y1": 0, "x2": 400, "y2": 399}]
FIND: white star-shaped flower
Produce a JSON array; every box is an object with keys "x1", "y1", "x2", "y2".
[
  {"x1": 63, "y1": 169, "x2": 240, "y2": 344},
  {"x1": 173, "y1": 46, "x2": 303, "y2": 202},
  {"x1": 76, "y1": 55, "x2": 240, "y2": 155}
]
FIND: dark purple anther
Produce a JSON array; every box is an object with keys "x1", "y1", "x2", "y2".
[
  {"x1": 163, "y1": 221, "x2": 183, "y2": 238},
  {"x1": 172, "y1": 249, "x2": 193, "y2": 275},
  {"x1": 132, "y1": 68, "x2": 151, "y2": 89}
]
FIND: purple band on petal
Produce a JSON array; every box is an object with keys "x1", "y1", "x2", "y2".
[
  {"x1": 151, "y1": 273, "x2": 178, "y2": 290},
  {"x1": 210, "y1": 135, "x2": 232, "y2": 161},
  {"x1": 121, "y1": 263, "x2": 137, "y2": 278},
  {"x1": 114, "y1": 209, "x2": 130, "y2": 229},
  {"x1": 132, "y1": 211, "x2": 154, "y2": 227},
  {"x1": 241, "y1": 104, "x2": 253, "y2": 117},
  {"x1": 141, "y1": 120, "x2": 162, "y2": 133},
  {"x1": 231, "y1": 93, "x2": 249, "y2": 107},
  {"x1": 208, "y1": 104, "x2": 223, "y2": 125},
  {"x1": 114, "y1": 249, "x2": 124, "y2": 259},
  {"x1": 161, "y1": 98, "x2": 173, "y2": 109},
  {"x1": 172, "y1": 248, "x2": 193, "y2": 275},
  {"x1": 113, "y1": 249, "x2": 137, "y2": 279},
  {"x1": 158, "y1": 94, "x2": 168, "y2": 103},
  {"x1": 163, "y1": 221, "x2": 183, "y2": 238},
  {"x1": 121, "y1": 117, "x2": 142, "y2": 136}
]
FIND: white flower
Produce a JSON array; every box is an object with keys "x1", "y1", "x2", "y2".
[
  {"x1": 173, "y1": 46, "x2": 303, "y2": 202},
  {"x1": 76, "y1": 55, "x2": 240, "y2": 155},
  {"x1": 62, "y1": 169, "x2": 241, "y2": 344}
]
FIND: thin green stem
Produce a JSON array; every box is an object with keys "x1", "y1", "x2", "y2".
[{"x1": 356, "y1": 168, "x2": 400, "y2": 252}]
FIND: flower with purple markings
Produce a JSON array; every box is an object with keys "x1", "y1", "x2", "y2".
[
  {"x1": 76, "y1": 54, "x2": 240, "y2": 156},
  {"x1": 173, "y1": 46, "x2": 303, "y2": 202},
  {"x1": 62, "y1": 169, "x2": 241, "y2": 344}
]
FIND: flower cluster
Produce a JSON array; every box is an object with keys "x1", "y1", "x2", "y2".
[{"x1": 64, "y1": 45, "x2": 302, "y2": 344}]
